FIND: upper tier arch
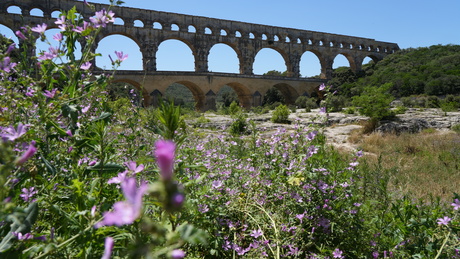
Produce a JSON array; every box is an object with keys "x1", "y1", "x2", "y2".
[{"x1": 0, "y1": 0, "x2": 399, "y2": 79}]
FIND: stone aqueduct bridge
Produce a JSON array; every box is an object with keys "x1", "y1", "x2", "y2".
[{"x1": 1, "y1": 0, "x2": 400, "y2": 110}]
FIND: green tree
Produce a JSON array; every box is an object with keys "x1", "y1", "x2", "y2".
[{"x1": 352, "y1": 83, "x2": 395, "y2": 120}]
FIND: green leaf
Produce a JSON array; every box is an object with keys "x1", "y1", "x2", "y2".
[
  {"x1": 177, "y1": 224, "x2": 208, "y2": 245},
  {"x1": 85, "y1": 162, "x2": 124, "y2": 173}
]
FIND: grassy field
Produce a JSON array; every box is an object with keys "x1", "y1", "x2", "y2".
[{"x1": 349, "y1": 128, "x2": 460, "y2": 202}]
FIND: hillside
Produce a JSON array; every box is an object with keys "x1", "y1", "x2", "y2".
[{"x1": 332, "y1": 44, "x2": 460, "y2": 98}]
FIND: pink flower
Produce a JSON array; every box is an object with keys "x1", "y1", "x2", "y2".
[
  {"x1": 80, "y1": 62, "x2": 92, "y2": 70},
  {"x1": 43, "y1": 88, "x2": 57, "y2": 98},
  {"x1": 55, "y1": 16, "x2": 67, "y2": 31},
  {"x1": 437, "y1": 216, "x2": 452, "y2": 226},
  {"x1": 250, "y1": 229, "x2": 263, "y2": 238},
  {"x1": 15, "y1": 30, "x2": 27, "y2": 40},
  {"x1": 1, "y1": 123, "x2": 27, "y2": 141},
  {"x1": 53, "y1": 33, "x2": 63, "y2": 42},
  {"x1": 97, "y1": 178, "x2": 147, "y2": 227},
  {"x1": 89, "y1": 9, "x2": 115, "y2": 28},
  {"x1": 124, "y1": 161, "x2": 144, "y2": 174},
  {"x1": 114, "y1": 51, "x2": 128, "y2": 62},
  {"x1": 332, "y1": 248, "x2": 344, "y2": 258},
  {"x1": 16, "y1": 142, "x2": 37, "y2": 165},
  {"x1": 31, "y1": 23, "x2": 47, "y2": 34},
  {"x1": 451, "y1": 199, "x2": 460, "y2": 210},
  {"x1": 101, "y1": 237, "x2": 114, "y2": 259},
  {"x1": 171, "y1": 249, "x2": 186, "y2": 259},
  {"x1": 154, "y1": 140, "x2": 176, "y2": 181},
  {"x1": 319, "y1": 83, "x2": 326, "y2": 91}
]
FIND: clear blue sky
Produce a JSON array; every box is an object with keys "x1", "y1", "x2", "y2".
[{"x1": 2, "y1": 0, "x2": 459, "y2": 76}]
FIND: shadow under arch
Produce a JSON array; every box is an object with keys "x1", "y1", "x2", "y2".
[
  {"x1": 110, "y1": 78, "x2": 150, "y2": 106},
  {"x1": 173, "y1": 80, "x2": 205, "y2": 110},
  {"x1": 220, "y1": 82, "x2": 252, "y2": 109},
  {"x1": 272, "y1": 83, "x2": 299, "y2": 105}
]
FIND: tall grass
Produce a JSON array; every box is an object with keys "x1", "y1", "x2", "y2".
[{"x1": 351, "y1": 130, "x2": 460, "y2": 202}]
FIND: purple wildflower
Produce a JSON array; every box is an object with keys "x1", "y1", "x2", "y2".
[
  {"x1": 73, "y1": 21, "x2": 91, "y2": 33},
  {"x1": 55, "y1": 16, "x2": 66, "y2": 31},
  {"x1": 114, "y1": 51, "x2": 128, "y2": 62},
  {"x1": 31, "y1": 23, "x2": 47, "y2": 34},
  {"x1": 332, "y1": 248, "x2": 344, "y2": 258},
  {"x1": 20, "y1": 187, "x2": 37, "y2": 202},
  {"x1": 97, "y1": 178, "x2": 147, "y2": 227},
  {"x1": 171, "y1": 249, "x2": 186, "y2": 259},
  {"x1": 80, "y1": 61, "x2": 92, "y2": 70},
  {"x1": 451, "y1": 199, "x2": 460, "y2": 210},
  {"x1": 171, "y1": 192, "x2": 185, "y2": 208},
  {"x1": 124, "y1": 161, "x2": 144, "y2": 174},
  {"x1": 43, "y1": 88, "x2": 57, "y2": 98},
  {"x1": 1, "y1": 123, "x2": 27, "y2": 141},
  {"x1": 437, "y1": 216, "x2": 452, "y2": 226},
  {"x1": 15, "y1": 30, "x2": 27, "y2": 40},
  {"x1": 101, "y1": 237, "x2": 114, "y2": 259},
  {"x1": 319, "y1": 83, "x2": 326, "y2": 91},
  {"x1": 0, "y1": 57, "x2": 17, "y2": 73},
  {"x1": 16, "y1": 143, "x2": 37, "y2": 165},
  {"x1": 250, "y1": 229, "x2": 263, "y2": 238},
  {"x1": 155, "y1": 140, "x2": 176, "y2": 181},
  {"x1": 38, "y1": 46, "x2": 59, "y2": 60},
  {"x1": 13, "y1": 232, "x2": 34, "y2": 240},
  {"x1": 89, "y1": 9, "x2": 115, "y2": 28},
  {"x1": 198, "y1": 204, "x2": 209, "y2": 213},
  {"x1": 319, "y1": 107, "x2": 327, "y2": 113},
  {"x1": 53, "y1": 33, "x2": 63, "y2": 42}
]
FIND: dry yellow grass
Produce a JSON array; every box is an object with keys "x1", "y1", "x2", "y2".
[{"x1": 351, "y1": 130, "x2": 460, "y2": 202}]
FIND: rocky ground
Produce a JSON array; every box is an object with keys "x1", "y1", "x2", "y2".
[{"x1": 191, "y1": 108, "x2": 460, "y2": 153}]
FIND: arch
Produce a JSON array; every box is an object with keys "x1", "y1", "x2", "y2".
[
  {"x1": 7, "y1": 5, "x2": 22, "y2": 14},
  {"x1": 272, "y1": 83, "x2": 298, "y2": 104},
  {"x1": 274, "y1": 35, "x2": 280, "y2": 42},
  {"x1": 332, "y1": 53, "x2": 353, "y2": 70},
  {"x1": 171, "y1": 24, "x2": 179, "y2": 31},
  {"x1": 134, "y1": 19, "x2": 144, "y2": 27},
  {"x1": 216, "y1": 85, "x2": 239, "y2": 108},
  {"x1": 297, "y1": 38, "x2": 302, "y2": 44},
  {"x1": 300, "y1": 51, "x2": 322, "y2": 78},
  {"x1": 205, "y1": 27, "x2": 212, "y2": 35},
  {"x1": 208, "y1": 43, "x2": 240, "y2": 73},
  {"x1": 220, "y1": 29, "x2": 227, "y2": 36},
  {"x1": 96, "y1": 34, "x2": 142, "y2": 70},
  {"x1": 30, "y1": 8, "x2": 44, "y2": 17},
  {"x1": 110, "y1": 78, "x2": 150, "y2": 106},
  {"x1": 261, "y1": 34, "x2": 268, "y2": 40},
  {"x1": 188, "y1": 25, "x2": 196, "y2": 33},
  {"x1": 114, "y1": 17, "x2": 124, "y2": 25},
  {"x1": 173, "y1": 81, "x2": 205, "y2": 110},
  {"x1": 249, "y1": 33, "x2": 255, "y2": 39},
  {"x1": 156, "y1": 39, "x2": 195, "y2": 71},
  {"x1": 165, "y1": 83, "x2": 196, "y2": 109},
  {"x1": 253, "y1": 47, "x2": 288, "y2": 75},
  {"x1": 235, "y1": 31, "x2": 242, "y2": 38},
  {"x1": 285, "y1": 36, "x2": 291, "y2": 43},
  {"x1": 0, "y1": 24, "x2": 19, "y2": 44},
  {"x1": 153, "y1": 22, "x2": 163, "y2": 29},
  {"x1": 220, "y1": 82, "x2": 252, "y2": 109},
  {"x1": 51, "y1": 10, "x2": 61, "y2": 18}
]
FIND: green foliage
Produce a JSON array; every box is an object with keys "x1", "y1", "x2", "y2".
[
  {"x1": 228, "y1": 101, "x2": 241, "y2": 115},
  {"x1": 393, "y1": 105, "x2": 407, "y2": 114},
  {"x1": 263, "y1": 70, "x2": 288, "y2": 76},
  {"x1": 452, "y1": 124, "x2": 460, "y2": 133},
  {"x1": 352, "y1": 83, "x2": 395, "y2": 120},
  {"x1": 153, "y1": 99, "x2": 187, "y2": 144},
  {"x1": 345, "y1": 45, "x2": 460, "y2": 97},
  {"x1": 271, "y1": 104, "x2": 290, "y2": 123},
  {"x1": 229, "y1": 112, "x2": 249, "y2": 136},
  {"x1": 325, "y1": 95, "x2": 350, "y2": 112},
  {"x1": 262, "y1": 87, "x2": 285, "y2": 106}
]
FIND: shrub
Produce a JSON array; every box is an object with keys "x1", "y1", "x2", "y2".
[
  {"x1": 452, "y1": 124, "x2": 460, "y2": 133},
  {"x1": 394, "y1": 105, "x2": 407, "y2": 114},
  {"x1": 271, "y1": 104, "x2": 290, "y2": 123},
  {"x1": 295, "y1": 96, "x2": 308, "y2": 108},
  {"x1": 262, "y1": 87, "x2": 285, "y2": 106},
  {"x1": 228, "y1": 101, "x2": 241, "y2": 115},
  {"x1": 352, "y1": 83, "x2": 395, "y2": 120},
  {"x1": 343, "y1": 107, "x2": 356, "y2": 114},
  {"x1": 229, "y1": 112, "x2": 249, "y2": 135}
]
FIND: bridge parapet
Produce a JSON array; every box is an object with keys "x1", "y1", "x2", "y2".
[{"x1": 1, "y1": 0, "x2": 399, "y2": 79}]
